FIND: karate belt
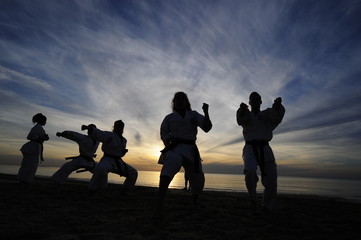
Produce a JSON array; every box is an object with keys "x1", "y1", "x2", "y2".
[
  {"x1": 160, "y1": 138, "x2": 201, "y2": 174},
  {"x1": 245, "y1": 141, "x2": 269, "y2": 177},
  {"x1": 104, "y1": 154, "x2": 129, "y2": 177},
  {"x1": 65, "y1": 155, "x2": 96, "y2": 173}
]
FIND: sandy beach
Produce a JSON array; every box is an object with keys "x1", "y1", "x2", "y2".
[{"x1": 0, "y1": 173, "x2": 360, "y2": 240}]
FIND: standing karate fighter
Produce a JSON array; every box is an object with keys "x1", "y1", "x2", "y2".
[
  {"x1": 51, "y1": 125, "x2": 99, "y2": 189},
  {"x1": 236, "y1": 92, "x2": 285, "y2": 213},
  {"x1": 84, "y1": 120, "x2": 138, "y2": 195},
  {"x1": 18, "y1": 113, "x2": 49, "y2": 184},
  {"x1": 157, "y1": 92, "x2": 212, "y2": 218}
]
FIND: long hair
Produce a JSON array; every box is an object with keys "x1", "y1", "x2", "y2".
[
  {"x1": 32, "y1": 113, "x2": 46, "y2": 124},
  {"x1": 172, "y1": 92, "x2": 191, "y2": 111}
]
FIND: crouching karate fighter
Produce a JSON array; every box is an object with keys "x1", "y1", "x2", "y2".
[
  {"x1": 18, "y1": 113, "x2": 49, "y2": 184},
  {"x1": 156, "y1": 92, "x2": 212, "y2": 218},
  {"x1": 51, "y1": 125, "x2": 99, "y2": 189},
  {"x1": 84, "y1": 120, "x2": 138, "y2": 195},
  {"x1": 236, "y1": 92, "x2": 285, "y2": 213}
]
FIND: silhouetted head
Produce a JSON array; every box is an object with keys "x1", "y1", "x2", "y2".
[
  {"x1": 32, "y1": 113, "x2": 47, "y2": 126},
  {"x1": 249, "y1": 92, "x2": 262, "y2": 111},
  {"x1": 85, "y1": 124, "x2": 97, "y2": 146},
  {"x1": 87, "y1": 124, "x2": 96, "y2": 136},
  {"x1": 113, "y1": 120, "x2": 125, "y2": 137},
  {"x1": 172, "y1": 92, "x2": 191, "y2": 112}
]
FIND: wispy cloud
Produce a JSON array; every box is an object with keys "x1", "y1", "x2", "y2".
[{"x1": 0, "y1": 0, "x2": 360, "y2": 178}]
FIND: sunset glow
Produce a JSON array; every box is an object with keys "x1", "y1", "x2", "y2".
[{"x1": 0, "y1": 0, "x2": 360, "y2": 179}]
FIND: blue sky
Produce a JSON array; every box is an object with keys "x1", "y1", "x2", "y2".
[{"x1": 1, "y1": 0, "x2": 360, "y2": 179}]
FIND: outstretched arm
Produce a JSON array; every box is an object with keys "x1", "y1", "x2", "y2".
[
  {"x1": 81, "y1": 124, "x2": 96, "y2": 134},
  {"x1": 81, "y1": 124, "x2": 111, "y2": 143},
  {"x1": 56, "y1": 131, "x2": 85, "y2": 143}
]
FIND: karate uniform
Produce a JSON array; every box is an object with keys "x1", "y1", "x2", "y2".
[
  {"x1": 237, "y1": 105, "x2": 285, "y2": 211},
  {"x1": 159, "y1": 110, "x2": 209, "y2": 195},
  {"x1": 88, "y1": 128, "x2": 138, "y2": 190},
  {"x1": 51, "y1": 131, "x2": 99, "y2": 185},
  {"x1": 18, "y1": 124, "x2": 47, "y2": 183}
]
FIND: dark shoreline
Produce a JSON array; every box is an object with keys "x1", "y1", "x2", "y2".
[
  {"x1": 1, "y1": 173, "x2": 361, "y2": 240},
  {"x1": 2, "y1": 172, "x2": 359, "y2": 203}
]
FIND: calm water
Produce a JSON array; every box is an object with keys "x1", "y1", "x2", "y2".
[{"x1": 1, "y1": 165, "x2": 360, "y2": 202}]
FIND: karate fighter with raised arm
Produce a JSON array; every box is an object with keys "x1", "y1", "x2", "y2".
[
  {"x1": 18, "y1": 113, "x2": 49, "y2": 184},
  {"x1": 84, "y1": 120, "x2": 138, "y2": 196},
  {"x1": 51, "y1": 125, "x2": 99, "y2": 190},
  {"x1": 157, "y1": 92, "x2": 212, "y2": 219},
  {"x1": 236, "y1": 92, "x2": 285, "y2": 213}
]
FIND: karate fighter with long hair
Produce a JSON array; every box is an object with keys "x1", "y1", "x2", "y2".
[{"x1": 156, "y1": 92, "x2": 212, "y2": 218}]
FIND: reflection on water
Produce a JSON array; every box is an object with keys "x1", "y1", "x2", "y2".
[{"x1": 1, "y1": 165, "x2": 360, "y2": 202}]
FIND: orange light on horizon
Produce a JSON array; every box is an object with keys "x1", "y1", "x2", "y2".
[{"x1": 150, "y1": 145, "x2": 163, "y2": 161}]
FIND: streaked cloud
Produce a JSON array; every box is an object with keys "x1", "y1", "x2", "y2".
[{"x1": 0, "y1": 0, "x2": 360, "y2": 179}]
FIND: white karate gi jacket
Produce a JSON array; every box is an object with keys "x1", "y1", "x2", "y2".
[{"x1": 51, "y1": 131, "x2": 99, "y2": 185}]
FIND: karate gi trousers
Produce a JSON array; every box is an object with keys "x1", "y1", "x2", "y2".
[
  {"x1": 88, "y1": 156, "x2": 138, "y2": 190},
  {"x1": 51, "y1": 157, "x2": 96, "y2": 185},
  {"x1": 18, "y1": 153, "x2": 39, "y2": 183},
  {"x1": 160, "y1": 143, "x2": 205, "y2": 195},
  {"x1": 243, "y1": 144, "x2": 277, "y2": 211}
]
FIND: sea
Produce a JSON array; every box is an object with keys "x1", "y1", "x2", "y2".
[{"x1": 1, "y1": 164, "x2": 361, "y2": 202}]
